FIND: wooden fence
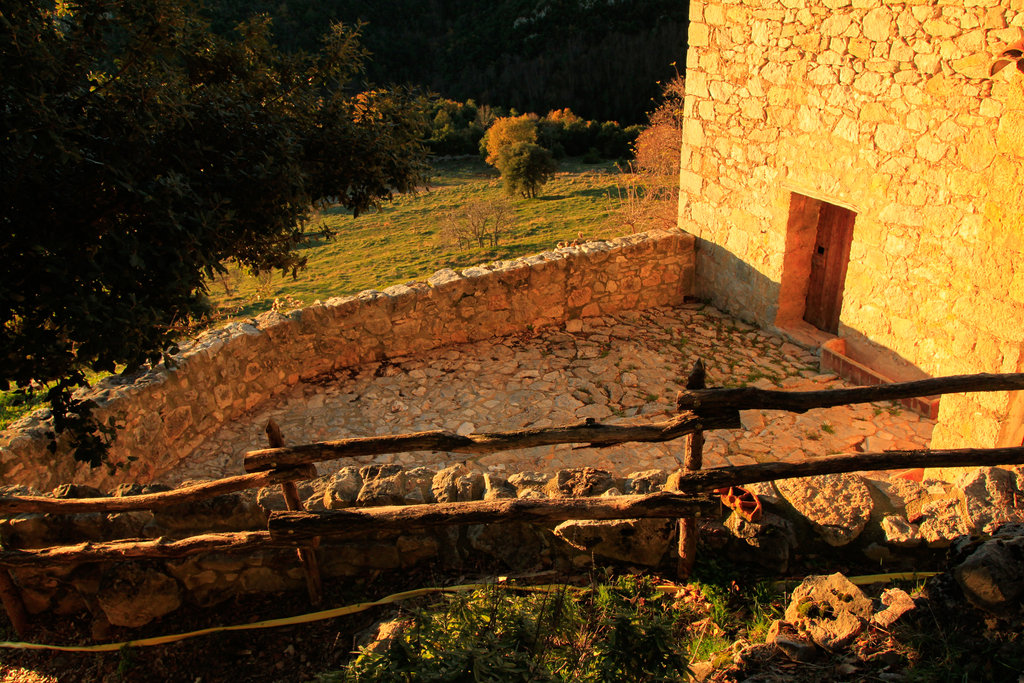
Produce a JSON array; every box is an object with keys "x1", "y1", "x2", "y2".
[{"x1": 2, "y1": 370, "x2": 1024, "y2": 637}]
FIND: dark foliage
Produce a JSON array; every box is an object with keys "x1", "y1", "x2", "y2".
[
  {"x1": 202, "y1": 0, "x2": 689, "y2": 124},
  {"x1": 1, "y1": 0, "x2": 427, "y2": 463}
]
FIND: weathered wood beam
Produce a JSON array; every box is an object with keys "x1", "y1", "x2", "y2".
[
  {"x1": 0, "y1": 531, "x2": 283, "y2": 567},
  {"x1": 267, "y1": 493, "x2": 720, "y2": 542},
  {"x1": 0, "y1": 467, "x2": 316, "y2": 515},
  {"x1": 668, "y1": 446, "x2": 1024, "y2": 493},
  {"x1": 675, "y1": 372, "x2": 1024, "y2": 414},
  {"x1": 4, "y1": 446, "x2": 1023, "y2": 568},
  {"x1": 243, "y1": 411, "x2": 741, "y2": 473}
]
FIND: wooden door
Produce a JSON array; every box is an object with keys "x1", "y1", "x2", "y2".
[{"x1": 803, "y1": 202, "x2": 855, "y2": 334}]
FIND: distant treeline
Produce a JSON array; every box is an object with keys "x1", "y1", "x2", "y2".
[
  {"x1": 203, "y1": 0, "x2": 688, "y2": 124},
  {"x1": 428, "y1": 101, "x2": 642, "y2": 160}
]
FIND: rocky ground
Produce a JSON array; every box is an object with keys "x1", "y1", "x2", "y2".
[{"x1": 168, "y1": 302, "x2": 934, "y2": 485}]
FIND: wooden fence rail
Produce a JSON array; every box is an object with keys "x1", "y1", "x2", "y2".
[
  {"x1": 3, "y1": 446, "x2": 1023, "y2": 569},
  {"x1": 675, "y1": 372, "x2": 1024, "y2": 412}
]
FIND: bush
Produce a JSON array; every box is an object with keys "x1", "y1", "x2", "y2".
[
  {"x1": 340, "y1": 576, "x2": 692, "y2": 682},
  {"x1": 495, "y1": 143, "x2": 557, "y2": 199},
  {"x1": 441, "y1": 199, "x2": 516, "y2": 248}
]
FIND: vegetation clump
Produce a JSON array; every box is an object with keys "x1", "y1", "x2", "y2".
[{"x1": 335, "y1": 575, "x2": 695, "y2": 682}]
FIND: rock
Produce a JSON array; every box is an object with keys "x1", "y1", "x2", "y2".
[
  {"x1": 871, "y1": 588, "x2": 916, "y2": 628},
  {"x1": 784, "y1": 573, "x2": 872, "y2": 651},
  {"x1": 776, "y1": 474, "x2": 873, "y2": 546},
  {"x1": 953, "y1": 527, "x2": 1024, "y2": 615},
  {"x1": 323, "y1": 466, "x2": 363, "y2": 509},
  {"x1": 546, "y1": 467, "x2": 615, "y2": 497},
  {"x1": 402, "y1": 467, "x2": 436, "y2": 504},
  {"x1": 917, "y1": 497, "x2": 968, "y2": 547},
  {"x1": 467, "y1": 522, "x2": 546, "y2": 570},
  {"x1": 624, "y1": 469, "x2": 667, "y2": 494},
  {"x1": 359, "y1": 618, "x2": 413, "y2": 657},
  {"x1": 507, "y1": 471, "x2": 550, "y2": 497},
  {"x1": 106, "y1": 511, "x2": 156, "y2": 539},
  {"x1": 395, "y1": 535, "x2": 440, "y2": 567},
  {"x1": 956, "y1": 467, "x2": 1024, "y2": 535},
  {"x1": 482, "y1": 473, "x2": 516, "y2": 500},
  {"x1": 51, "y1": 484, "x2": 105, "y2": 499},
  {"x1": 552, "y1": 518, "x2": 673, "y2": 566},
  {"x1": 357, "y1": 464, "x2": 409, "y2": 506},
  {"x1": 766, "y1": 620, "x2": 817, "y2": 662},
  {"x1": 724, "y1": 510, "x2": 797, "y2": 573},
  {"x1": 96, "y1": 565, "x2": 182, "y2": 628},
  {"x1": 880, "y1": 514, "x2": 922, "y2": 547},
  {"x1": 744, "y1": 480, "x2": 782, "y2": 507},
  {"x1": 153, "y1": 493, "x2": 265, "y2": 532},
  {"x1": 432, "y1": 464, "x2": 483, "y2": 503}
]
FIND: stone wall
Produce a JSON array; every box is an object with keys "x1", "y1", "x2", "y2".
[
  {"x1": 5, "y1": 462, "x2": 1021, "y2": 628},
  {"x1": 677, "y1": 0, "x2": 1024, "y2": 455},
  {"x1": 0, "y1": 230, "x2": 694, "y2": 492}
]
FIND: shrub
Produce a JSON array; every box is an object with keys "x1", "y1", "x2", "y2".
[
  {"x1": 495, "y1": 142, "x2": 557, "y2": 199},
  {"x1": 339, "y1": 576, "x2": 692, "y2": 682},
  {"x1": 441, "y1": 199, "x2": 516, "y2": 248}
]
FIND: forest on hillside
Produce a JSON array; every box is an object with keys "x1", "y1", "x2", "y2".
[{"x1": 203, "y1": 0, "x2": 689, "y2": 124}]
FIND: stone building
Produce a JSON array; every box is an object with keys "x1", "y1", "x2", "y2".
[{"x1": 677, "y1": 0, "x2": 1024, "y2": 459}]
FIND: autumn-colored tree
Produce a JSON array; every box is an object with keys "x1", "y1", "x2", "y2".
[
  {"x1": 616, "y1": 75, "x2": 685, "y2": 233},
  {"x1": 480, "y1": 115, "x2": 538, "y2": 166}
]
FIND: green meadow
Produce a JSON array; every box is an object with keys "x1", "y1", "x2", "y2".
[{"x1": 209, "y1": 157, "x2": 630, "y2": 319}]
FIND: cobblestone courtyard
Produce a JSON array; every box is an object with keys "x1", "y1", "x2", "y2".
[{"x1": 169, "y1": 303, "x2": 934, "y2": 484}]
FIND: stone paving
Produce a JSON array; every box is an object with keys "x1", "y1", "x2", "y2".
[{"x1": 166, "y1": 303, "x2": 934, "y2": 485}]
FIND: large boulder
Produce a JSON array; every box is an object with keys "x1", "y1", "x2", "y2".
[
  {"x1": 776, "y1": 474, "x2": 873, "y2": 546},
  {"x1": 956, "y1": 467, "x2": 1024, "y2": 535},
  {"x1": 96, "y1": 565, "x2": 182, "y2": 628},
  {"x1": 545, "y1": 467, "x2": 615, "y2": 498},
  {"x1": 552, "y1": 518, "x2": 674, "y2": 566},
  {"x1": 953, "y1": 524, "x2": 1024, "y2": 615},
  {"x1": 322, "y1": 466, "x2": 363, "y2": 509},
  {"x1": 432, "y1": 464, "x2": 483, "y2": 503},
  {"x1": 724, "y1": 510, "x2": 798, "y2": 573},
  {"x1": 783, "y1": 573, "x2": 873, "y2": 651},
  {"x1": 356, "y1": 464, "x2": 411, "y2": 506}
]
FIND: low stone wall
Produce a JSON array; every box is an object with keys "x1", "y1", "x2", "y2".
[
  {"x1": 4, "y1": 462, "x2": 1022, "y2": 629},
  {"x1": 0, "y1": 229, "x2": 695, "y2": 492}
]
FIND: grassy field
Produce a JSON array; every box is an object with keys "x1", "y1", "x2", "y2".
[{"x1": 209, "y1": 157, "x2": 629, "y2": 319}]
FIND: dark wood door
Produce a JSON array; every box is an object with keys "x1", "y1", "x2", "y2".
[{"x1": 803, "y1": 202, "x2": 855, "y2": 334}]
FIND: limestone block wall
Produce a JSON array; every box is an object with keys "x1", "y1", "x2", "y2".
[
  {"x1": 0, "y1": 230, "x2": 694, "y2": 492},
  {"x1": 678, "y1": 0, "x2": 1024, "y2": 451}
]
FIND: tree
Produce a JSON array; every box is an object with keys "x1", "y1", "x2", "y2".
[
  {"x1": 441, "y1": 199, "x2": 515, "y2": 249},
  {"x1": 480, "y1": 115, "x2": 537, "y2": 166},
  {"x1": 615, "y1": 75, "x2": 684, "y2": 233},
  {"x1": 1, "y1": 0, "x2": 428, "y2": 464},
  {"x1": 495, "y1": 143, "x2": 557, "y2": 199}
]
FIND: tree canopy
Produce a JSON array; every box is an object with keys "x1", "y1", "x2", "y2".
[{"x1": 1, "y1": 0, "x2": 428, "y2": 462}]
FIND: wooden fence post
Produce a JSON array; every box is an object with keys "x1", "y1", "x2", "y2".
[
  {"x1": 266, "y1": 420, "x2": 323, "y2": 606},
  {"x1": 677, "y1": 359, "x2": 706, "y2": 578}
]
